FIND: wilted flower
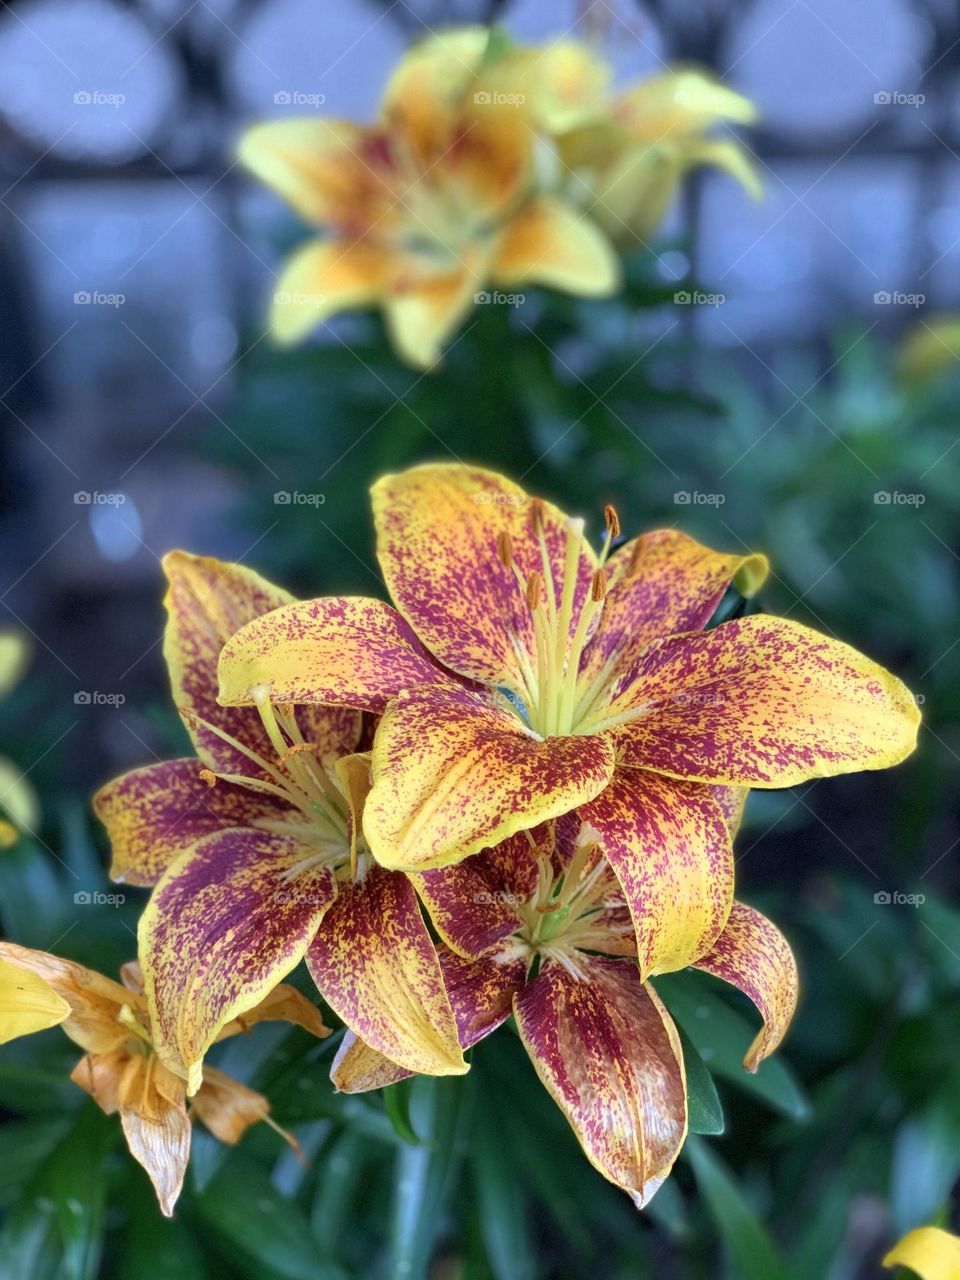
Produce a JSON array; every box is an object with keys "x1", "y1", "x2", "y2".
[
  {"x1": 0, "y1": 943, "x2": 326, "y2": 1215},
  {"x1": 238, "y1": 28, "x2": 757, "y2": 367},
  {"x1": 218, "y1": 463, "x2": 919, "y2": 983},
  {"x1": 94, "y1": 552, "x2": 465, "y2": 1095},
  {"x1": 331, "y1": 813, "x2": 797, "y2": 1208}
]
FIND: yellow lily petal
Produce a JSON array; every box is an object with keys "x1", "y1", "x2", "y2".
[
  {"x1": 491, "y1": 195, "x2": 620, "y2": 296},
  {"x1": 163, "y1": 550, "x2": 360, "y2": 776},
  {"x1": 515, "y1": 956, "x2": 687, "y2": 1209},
  {"x1": 0, "y1": 957, "x2": 70, "y2": 1043},
  {"x1": 0, "y1": 941, "x2": 133, "y2": 1055},
  {"x1": 365, "y1": 684, "x2": 615, "y2": 870},
  {"x1": 0, "y1": 756, "x2": 40, "y2": 832},
  {"x1": 615, "y1": 70, "x2": 758, "y2": 138},
  {"x1": 238, "y1": 118, "x2": 398, "y2": 231},
  {"x1": 899, "y1": 315, "x2": 960, "y2": 383},
  {"x1": 218, "y1": 596, "x2": 443, "y2": 715},
  {"x1": 883, "y1": 1226, "x2": 960, "y2": 1279},
  {"x1": 383, "y1": 251, "x2": 487, "y2": 370},
  {"x1": 0, "y1": 630, "x2": 29, "y2": 698},
  {"x1": 597, "y1": 616, "x2": 920, "y2": 787},
  {"x1": 579, "y1": 769, "x2": 733, "y2": 979},
  {"x1": 94, "y1": 758, "x2": 291, "y2": 887},
  {"x1": 271, "y1": 239, "x2": 391, "y2": 346},
  {"x1": 138, "y1": 828, "x2": 336, "y2": 1094},
  {"x1": 371, "y1": 461, "x2": 597, "y2": 695},
  {"x1": 693, "y1": 901, "x2": 798, "y2": 1070},
  {"x1": 307, "y1": 865, "x2": 467, "y2": 1076}
]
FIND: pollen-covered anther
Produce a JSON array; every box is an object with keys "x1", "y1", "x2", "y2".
[
  {"x1": 591, "y1": 569, "x2": 608, "y2": 603},
  {"x1": 198, "y1": 768, "x2": 218, "y2": 788},
  {"x1": 280, "y1": 742, "x2": 319, "y2": 765},
  {"x1": 603, "y1": 504, "x2": 620, "y2": 540},
  {"x1": 525, "y1": 570, "x2": 544, "y2": 612},
  {"x1": 530, "y1": 498, "x2": 547, "y2": 532},
  {"x1": 496, "y1": 530, "x2": 514, "y2": 568}
]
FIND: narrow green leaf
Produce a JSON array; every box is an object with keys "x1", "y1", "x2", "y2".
[
  {"x1": 678, "y1": 1025, "x2": 725, "y2": 1136},
  {"x1": 471, "y1": 1113, "x2": 535, "y2": 1280},
  {"x1": 685, "y1": 1136, "x2": 792, "y2": 1280},
  {"x1": 384, "y1": 1078, "x2": 421, "y2": 1145}
]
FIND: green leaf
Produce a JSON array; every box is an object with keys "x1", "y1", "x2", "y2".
[
  {"x1": 656, "y1": 972, "x2": 809, "y2": 1121},
  {"x1": 685, "y1": 1136, "x2": 793, "y2": 1280},
  {"x1": 384, "y1": 1078, "x2": 421, "y2": 1145},
  {"x1": 389, "y1": 1076, "x2": 470, "y2": 1280},
  {"x1": 195, "y1": 1156, "x2": 345, "y2": 1280},
  {"x1": 678, "y1": 1025, "x2": 724, "y2": 1136},
  {"x1": 471, "y1": 1111, "x2": 535, "y2": 1280}
]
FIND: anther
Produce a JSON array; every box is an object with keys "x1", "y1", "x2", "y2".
[
  {"x1": 280, "y1": 742, "x2": 318, "y2": 765},
  {"x1": 604, "y1": 504, "x2": 621, "y2": 540},
  {"x1": 525, "y1": 570, "x2": 544, "y2": 612},
  {"x1": 496, "y1": 531, "x2": 514, "y2": 567},
  {"x1": 199, "y1": 769, "x2": 218, "y2": 788},
  {"x1": 530, "y1": 498, "x2": 546, "y2": 531},
  {"x1": 591, "y1": 569, "x2": 607, "y2": 602}
]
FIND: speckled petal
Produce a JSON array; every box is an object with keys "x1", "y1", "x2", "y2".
[
  {"x1": 307, "y1": 866, "x2": 465, "y2": 1076},
  {"x1": 365, "y1": 684, "x2": 616, "y2": 870},
  {"x1": 693, "y1": 901, "x2": 798, "y2": 1070},
  {"x1": 218, "y1": 596, "x2": 445, "y2": 715},
  {"x1": 93, "y1": 758, "x2": 292, "y2": 887},
  {"x1": 578, "y1": 529, "x2": 767, "y2": 689},
  {"x1": 331, "y1": 942, "x2": 526, "y2": 1092},
  {"x1": 593, "y1": 616, "x2": 920, "y2": 786},
  {"x1": 139, "y1": 827, "x2": 336, "y2": 1094},
  {"x1": 163, "y1": 552, "x2": 360, "y2": 776},
  {"x1": 371, "y1": 463, "x2": 597, "y2": 695},
  {"x1": 579, "y1": 769, "x2": 733, "y2": 978},
  {"x1": 514, "y1": 956, "x2": 687, "y2": 1209}
]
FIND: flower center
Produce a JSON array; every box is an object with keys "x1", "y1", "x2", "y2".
[
  {"x1": 181, "y1": 693, "x2": 351, "y2": 871},
  {"x1": 512, "y1": 833, "x2": 630, "y2": 978},
  {"x1": 498, "y1": 502, "x2": 619, "y2": 739}
]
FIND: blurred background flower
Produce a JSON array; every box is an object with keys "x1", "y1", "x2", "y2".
[{"x1": 0, "y1": 0, "x2": 959, "y2": 1277}]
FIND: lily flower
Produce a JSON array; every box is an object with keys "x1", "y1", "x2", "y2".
[
  {"x1": 0, "y1": 942, "x2": 325, "y2": 1215},
  {"x1": 328, "y1": 816, "x2": 798, "y2": 1209},
  {"x1": 883, "y1": 1226, "x2": 960, "y2": 1279},
  {"x1": 218, "y1": 463, "x2": 919, "y2": 980},
  {"x1": 238, "y1": 28, "x2": 619, "y2": 368},
  {"x1": 94, "y1": 552, "x2": 466, "y2": 1096}
]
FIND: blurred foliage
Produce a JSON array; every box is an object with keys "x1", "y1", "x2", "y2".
[{"x1": 3, "y1": 248, "x2": 960, "y2": 1276}]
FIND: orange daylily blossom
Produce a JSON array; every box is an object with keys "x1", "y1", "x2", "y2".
[
  {"x1": 217, "y1": 463, "x2": 919, "y2": 983},
  {"x1": 329, "y1": 811, "x2": 798, "y2": 1209},
  {"x1": 883, "y1": 1226, "x2": 960, "y2": 1279},
  {"x1": 94, "y1": 552, "x2": 466, "y2": 1098},
  {"x1": 0, "y1": 943, "x2": 326, "y2": 1215},
  {"x1": 238, "y1": 28, "x2": 757, "y2": 367}
]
